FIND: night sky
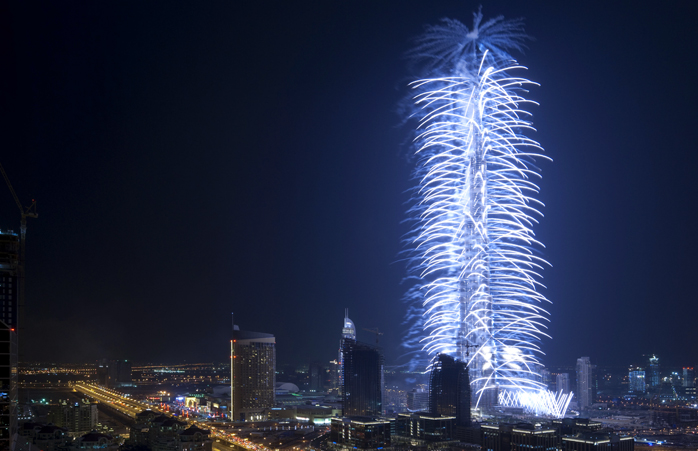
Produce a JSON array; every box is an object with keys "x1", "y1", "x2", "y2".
[{"x1": 3, "y1": 1, "x2": 698, "y2": 369}]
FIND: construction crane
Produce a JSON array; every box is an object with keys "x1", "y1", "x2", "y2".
[
  {"x1": 362, "y1": 327, "x2": 384, "y2": 346},
  {"x1": 0, "y1": 162, "x2": 37, "y2": 365}
]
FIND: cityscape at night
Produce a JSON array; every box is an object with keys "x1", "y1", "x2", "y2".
[{"x1": 3, "y1": 2, "x2": 698, "y2": 451}]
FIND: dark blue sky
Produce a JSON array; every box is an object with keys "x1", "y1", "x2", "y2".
[{"x1": 3, "y1": 1, "x2": 698, "y2": 369}]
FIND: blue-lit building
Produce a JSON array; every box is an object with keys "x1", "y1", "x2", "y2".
[{"x1": 628, "y1": 366, "x2": 645, "y2": 394}]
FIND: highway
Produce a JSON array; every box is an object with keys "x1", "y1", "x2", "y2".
[{"x1": 72, "y1": 383, "x2": 267, "y2": 451}]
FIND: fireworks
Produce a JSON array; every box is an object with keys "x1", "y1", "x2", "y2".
[{"x1": 403, "y1": 9, "x2": 567, "y2": 417}]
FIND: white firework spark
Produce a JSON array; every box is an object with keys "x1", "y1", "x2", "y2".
[{"x1": 403, "y1": 9, "x2": 565, "y2": 416}]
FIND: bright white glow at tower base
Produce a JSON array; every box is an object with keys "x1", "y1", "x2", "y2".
[
  {"x1": 498, "y1": 389, "x2": 574, "y2": 419},
  {"x1": 403, "y1": 10, "x2": 567, "y2": 417}
]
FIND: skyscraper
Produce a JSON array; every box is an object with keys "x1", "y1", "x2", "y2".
[
  {"x1": 429, "y1": 354, "x2": 470, "y2": 427},
  {"x1": 341, "y1": 339, "x2": 383, "y2": 417},
  {"x1": 576, "y1": 357, "x2": 592, "y2": 409},
  {"x1": 231, "y1": 325, "x2": 276, "y2": 422}
]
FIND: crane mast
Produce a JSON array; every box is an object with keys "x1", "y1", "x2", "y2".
[{"x1": 0, "y1": 162, "x2": 37, "y2": 366}]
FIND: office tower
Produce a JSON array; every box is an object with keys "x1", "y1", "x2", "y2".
[
  {"x1": 0, "y1": 231, "x2": 19, "y2": 330},
  {"x1": 429, "y1": 354, "x2": 470, "y2": 427},
  {"x1": 556, "y1": 373, "x2": 571, "y2": 394},
  {"x1": 341, "y1": 339, "x2": 383, "y2": 417},
  {"x1": 0, "y1": 322, "x2": 17, "y2": 450},
  {"x1": 576, "y1": 357, "x2": 592, "y2": 409},
  {"x1": 338, "y1": 309, "x2": 356, "y2": 396},
  {"x1": 230, "y1": 325, "x2": 276, "y2": 422},
  {"x1": 628, "y1": 366, "x2": 645, "y2": 393},
  {"x1": 646, "y1": 355, "x2": 660, "y2": 392},
  {"x1": 407, "y1": 388, "x2": 429, "y2": 412}
]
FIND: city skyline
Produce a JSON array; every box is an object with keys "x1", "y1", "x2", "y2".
[{"x1": 2, "y1": 1, "x2": 698, "y2": 367}]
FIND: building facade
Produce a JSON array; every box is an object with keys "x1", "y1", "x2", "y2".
[
  {"x1": 576, "y1": 357, "x2": 593, "y2": 409},
  {"x1": 628, "y1": 366, "x2": 646, "y2": 394},
  {"x1": 230, "y1": 326, "x2": 276, "y2": 422}
]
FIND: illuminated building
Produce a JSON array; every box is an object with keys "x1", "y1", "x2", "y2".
[
  {"x1": 230, "y1": 325, "x2": 275, "y2": 422},
  {"x1": 481, "y1": 423, "x2": 558, "y2": 451},
  {"x1": 330, "y1": 417, "x2": 391, "y2": 450},
  {"x1": 576, "y1": 357, "x2": 593, "y2": 409},
  {"x1": 338, "y1": 309, "x2": 356, "y2": 396},
  {"x1": 429, "y1": 354, "x2": 470, "y2": 427},
  {"x1": 0, "y1": 231, "x2": 19, "y2": 329},
  {"x1": 341, "y1": 339, "x2": 383, "y2": 417},
  {"x1": 0, "y1": 321, "x2": 17, "y2": 450},
  {"x1": 395, "y1": 412, "x2": 455, "y2": 443},
  {"x1": 628, "y1": 366, "x2": 645, "y2": 394}
]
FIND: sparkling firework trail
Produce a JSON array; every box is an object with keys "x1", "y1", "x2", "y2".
[{"x1": 403, "y1": 9, "x2": 565, "y2": 416}]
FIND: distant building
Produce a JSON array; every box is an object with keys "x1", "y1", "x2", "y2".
[
  {"x1": 0, "y1": 321, "x2": 17, "y2": 451},
  {"x1": 341, "y1": 339, "x2": 383, "y2": 417},
  {"x1": 576, "y1": 357, "x2": 592, "y2": 409},
  {"x1": 48, "y1": 399, "x2": 98, "y2": 435},
  {"x1": 646, "y1": 355, "x2": 660, "y2": 392},
  {"x1": 96, "y1": 359, "x2": 132, "y2": 388},
  {"x1": 407, "y1": 387, "x2": 429, "y2": 412},
  {"x1": 683, "y1": 367, "x2": 696, "y2": 398},
  {"x1": 309, "y1": 362, "x2": 323, "y2": 392},
  {"x1": 429, "y1": 354, "x2": 470, "y2": 427},
  {"x1": 231, "y1": 325, "x2": 276, "y2": 422},
  {"x1": 628, "y1": 366, "x2": 646, "y2": 394},
  {"x1": 481, "y1": 423, "x2": 558, "y2": 451},
  {"x1": 338, "y1": 309, "x2": 356, "y2": 396},
  {"x1": 557, "y1": 373, "x2": 571, "y2": 395},
  {"x1": 0, "y1": 231, "x2": 19, "y2": 329}
]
